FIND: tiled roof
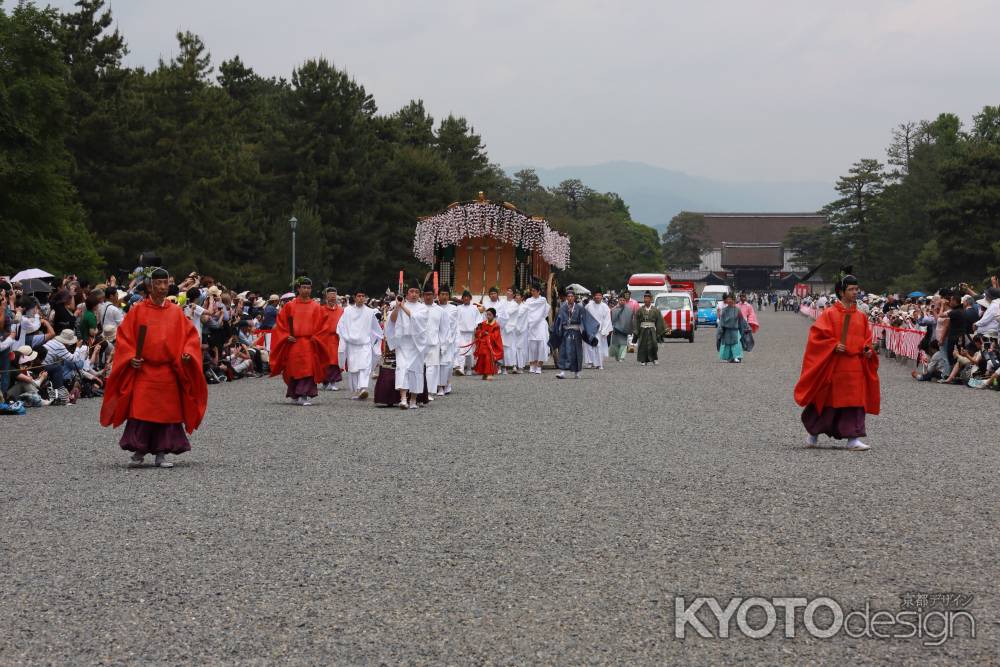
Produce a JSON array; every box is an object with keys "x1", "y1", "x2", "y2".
[
  {"x1": 721, "y1": 244, "x2": 784, "y2": 268},
  {"x1": 697, "y1": 213, "x2": 825, "y2": 247}
]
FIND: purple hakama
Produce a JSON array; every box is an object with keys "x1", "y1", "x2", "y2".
[
  {"x1": 374, "y1": 365, "x2": 430, "y2": 407},
  {"x1": 324, "y1": 364, "x2": 343, "y2": 384},
  {"x1": 801, "y1": 405, "x2": 866, "y2": 439},
  {"x1": 119, "y1": 419, "x2": 191, "y2": 456},
  {"x1": 285, "y1": 377, "x2": 318, "y2": 399}
]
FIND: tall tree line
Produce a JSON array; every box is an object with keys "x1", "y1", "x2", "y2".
[
  {"x1": 1, "y1": 1, "x2": 662, "y2": 292},
  {"x1": 786, "y1": 107, "x2": 1000, "y2": 292}
]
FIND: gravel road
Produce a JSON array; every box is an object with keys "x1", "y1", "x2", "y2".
[{"x1": 1, "y1": 310, "x2": 995, "y2": 664}]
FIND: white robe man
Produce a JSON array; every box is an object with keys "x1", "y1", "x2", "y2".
[
  {"x1": 336, "y1": 289, "x2": 383, "y2": 400},
  {"x1": 482, "y1": 286, "x2": 510, "y2": 372},
  {"x1": 482, "y1": 287, "x2": 508, "y2": 327},
  {"x1": 418, "y1": 285, "x2": 451, "y2": 400},
  {"x1": 386, "y1": 286, "x2": 428, "y2": 409},
  {"x1": 584, "y1": 289, "x2": 613, "y2": 370},
  {"x1": 515, "y1": 290, "x2": 530, "y2": 371},
  {"x1": 502, "y1": 288, "x2": 524, "y2": 373},
  {"x1": 522, "y1": 282, "x2": 551, "y2": 374},
  {"x1": 453, "y1": 290, "x2": 484, "y2": 375},
  {"x1": 436, "y1": 288, "x2": 459, "y2": 395}
]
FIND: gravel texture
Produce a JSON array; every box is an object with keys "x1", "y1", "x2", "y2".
[{"x1": 0, "y1": 310, "x2": 996, "y2": 665}]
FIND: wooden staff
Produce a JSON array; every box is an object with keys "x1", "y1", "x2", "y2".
[
  {"x1": 136, "y1": 325, "x2": 147, "y2": 359},
  {"x1": 839, "y1": 312, "x2": 852, "y2": 346},
  {"x1": 495, "y1": 241, "x2": 501, "y2": 289},
  {"x1": 546, "y1": 272, "x2": 556, "y2": 324},
  {"x1": 481, "y1": 239, "x2": 488, "y2": 295},
  {"x1": 466, "y1": 241, "x2": 472, "y2": 292}
]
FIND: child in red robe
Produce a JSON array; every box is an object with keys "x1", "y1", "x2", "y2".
[
  {"x1": 794, "y1": 271, "x2": 880, "y2": 451},
  {"x1": 100, "y1": 267, "x2": 207, "y2": 468},
  {"x1": 473, "y1": 308, "x2": 504, "y2": 380},
  {"x1": 269, "y1": 277, "x2": 331, "y2": 405}
]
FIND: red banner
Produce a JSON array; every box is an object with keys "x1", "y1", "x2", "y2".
[
  {"x1": 871, "y1": 323, "x2": 923, "y2": 361},
  {"x1": 800, "y1": 305, "x2": 924, "y2": 360}
]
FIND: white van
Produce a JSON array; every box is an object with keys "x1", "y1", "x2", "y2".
[{"x1": 700, "y1": 284, "x2": 730, "y2": 300}]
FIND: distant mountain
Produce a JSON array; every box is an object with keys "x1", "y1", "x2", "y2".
[{"x1": 507, "y1": 161, "x2": 834, "y2": 233}]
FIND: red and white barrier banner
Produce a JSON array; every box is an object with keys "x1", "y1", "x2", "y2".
[
  {"x1": 871, "y1": 323, "x2": 923, "y2": 360},
  {"x1": 799, "y1": 305, "x2": 924, "y2": 360},
  {"x1": 664, "y1": 309, "x2": 692, "y2": 331}
]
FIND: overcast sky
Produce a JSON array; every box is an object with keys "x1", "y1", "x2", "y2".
[{"x1": 46, "y1": 0, "x2": 1000, "y2": 183}]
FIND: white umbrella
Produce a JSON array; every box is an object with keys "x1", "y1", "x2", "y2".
[
  {"x1": 11, "y1": 268, "x2": 54, "y2": 282},
  {"x1": 565, "y1": 283, "x2": 591, "y2": 296}
]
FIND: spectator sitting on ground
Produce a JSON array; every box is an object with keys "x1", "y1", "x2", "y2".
[
  {"x1": 7, "y1": 346, "x2": 52, "y2": 407},
  {"x1": 912, "y1": 340, "x2": 951, "y2": 382},
  {"x1": 42, "y1": 329, "x2": 86, "y2": 404},
  {"x1": 938, "y1": 335, "x2": 986, "y2": 385}
]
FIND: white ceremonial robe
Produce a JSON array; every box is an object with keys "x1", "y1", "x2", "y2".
[
  {"x1": 515, "y1": 300, "x2": 530, "y2": 367},
  {"x1": 522, "y1": 296, "x2": 550, "y2": 362},
  {"x1": 385, "y1": 301, "x2": 428, "y2": 393},
  {"x1": 584, "y1": 300, "x2": 613, "y2": 367},
  {"x1": 337, "y1": 304, "x2": 382, "y2": 392},
  {"x1": 420, "y1": 303, "x2": 450, "y2": 389},
  {"x1": 482, "y1": 297, "x2": 509, "y2": 329},
  {"x1": 437, "y1": 302, "x2": 458, "y2": 387},
  {"x1": 453, "y1": 303, "x2": 483, "y2": 370},
  {"x1": 503, "y1": 300, "x2": 523, "y2": 367}
]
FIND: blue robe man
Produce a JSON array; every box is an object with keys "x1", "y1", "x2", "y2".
[
  {"x1": 549, "y1": 291, "x2": 600, "y2": 378},
  {"x1": 716, "y1": 295, "x2": 750, "y2": 363}
]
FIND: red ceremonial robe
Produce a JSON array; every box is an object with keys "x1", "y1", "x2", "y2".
[
  {"x1": 269, "y1": 299, "x2": 331, "y2": 384},
  {"x1": 100, "y1": 298, "x2": 208, "y2": 434},
  {"x1": 472, "y1": 320, "x2": 504, "y2": 376},
  {"x1": 321, "y1": 304, "x2": 344, "y2": 367},
  {"x1": 794, "y1": 301, "x2": 880, "y2": 415}
]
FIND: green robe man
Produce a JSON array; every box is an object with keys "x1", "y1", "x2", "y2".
[{"x1": 633, "y1": 291, "x2": 665, "y2": 365}]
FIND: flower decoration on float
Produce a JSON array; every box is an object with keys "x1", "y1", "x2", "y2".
[{"x1": 413, "y1": 193, "x2": 571, "y2": 269}]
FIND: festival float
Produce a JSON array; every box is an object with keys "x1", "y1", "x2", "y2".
[{"x1": 412, "y1": 193, "x2": 570, "y2": 299}]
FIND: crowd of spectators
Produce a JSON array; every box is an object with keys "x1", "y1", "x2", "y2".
[
  {"x1": 1, "y1": 269, "x2": 287, "y2": 411},
  {"x1": 0, "y1": 265, "x2": 450, "y2": 412},
  {"x1": 801, "y1": 276, "x2": 1000, "y2": 391}
]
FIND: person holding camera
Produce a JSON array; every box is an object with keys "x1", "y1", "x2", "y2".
[{"x1": 973, "y1": 287, "x2": 1000, "y2": 341}]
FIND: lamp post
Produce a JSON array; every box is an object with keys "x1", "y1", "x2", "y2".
[{"x1": 289, "y1": 216, "x2": 298, "y2": 287}]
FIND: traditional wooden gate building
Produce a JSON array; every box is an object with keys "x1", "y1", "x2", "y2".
[{"x1": 413, "y1": 193, "x2": 570, "y2": 295}]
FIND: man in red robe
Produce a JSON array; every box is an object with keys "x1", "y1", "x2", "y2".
[
  {"x1": 100, "y1": 267, "x2": 208, "y2": 468},
  {"x1": 269, "y1": 277, "x2": 331, "y2": 405},
  {"x1": 472, "y1": 308, "x2": 504, "y2": 380},
  {"x1": 320, "y1": 287, "x2": 344, "y2": 391},
  {"x1": 794, "y1": 271, "x2": 880, "y2": 451}
]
